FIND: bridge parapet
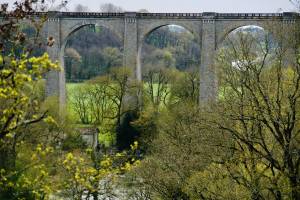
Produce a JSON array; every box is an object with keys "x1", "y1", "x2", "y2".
[
  {"x1": 137, "y1": 12, "x2": 203, "y2": 18},
  {"x1": 218, "y1": 13, "x2": 283, "y2": 18},
  {"x1": 15, "y1": 11, "x2": 299, "y2": 20},
  {"x1": 47, "y1": 11, "x2": 124, "y2": 18}
]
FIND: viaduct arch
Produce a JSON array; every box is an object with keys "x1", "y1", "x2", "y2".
[{"x1": 43, "y1": 11, "x2": 300, "y2": 105}]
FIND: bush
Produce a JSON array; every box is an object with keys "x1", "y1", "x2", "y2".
[{"x1": 62, "y1": 132, "x2": 87, "y2": 151}]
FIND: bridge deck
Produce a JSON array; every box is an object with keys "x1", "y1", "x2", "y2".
[{"x1": 3, "y1": 11, "x2": 298, "y2": 19}]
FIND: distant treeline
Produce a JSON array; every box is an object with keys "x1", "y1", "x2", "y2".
[{"x1": 64, "y1": 25, "x2": 123, "y2": 81}]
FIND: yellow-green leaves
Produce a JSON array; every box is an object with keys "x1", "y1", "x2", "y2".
[
  {"x1": 60, "y1": 142, "x2": 140, "y2": 199},
  {"x1": 130, "y1": 141, "x2": 139, "y2": 151},
  {"x1": 0, "y1": 52, "x2": 59, "y2": 140},
  {"x1": 0, "y1": 143, "x2": 55, "y2": 199},
  {"x1": 0, "y1": 55, "x2": 3, "y2": 66}
]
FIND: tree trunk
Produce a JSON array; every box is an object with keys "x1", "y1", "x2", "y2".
[{"x1": 289, "y1": 175, "x2": 300, "y2": 200}]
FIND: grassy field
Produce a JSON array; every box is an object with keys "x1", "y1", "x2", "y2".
[{"x1": 66, "y1": 82, "x2": 83, "y2": 92}]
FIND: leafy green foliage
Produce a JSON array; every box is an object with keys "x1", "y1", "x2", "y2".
[
  {"x1": 65, "y1": 25, "x2": 123, "y2": 82},
  {"x1": 62, "y1": 132, "x2": 87, "y2": 151},
  {"x1": 142, "y1": 25, "x2": 200, "y2": 72},
  {"x1": 58, "y1": 141, "x2": 140, "y2": 200}
]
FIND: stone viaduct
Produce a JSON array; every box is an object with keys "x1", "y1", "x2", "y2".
[{"x1": 42, "y1": 11, "x2": 299, "y2": 105}]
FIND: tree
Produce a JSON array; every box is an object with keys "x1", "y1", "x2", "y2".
[
  {"x1": 101, "y1": 47, "x2": 123, "y2": 71},
  {"x1": 107, "y1": 67, "x2": 135, "y2": 128},
  {"x1": 132, "y1": 104, "x2": 227, "y2": 199},
  {"x1": 131, "y1": 22, "x2": 300, "y2": 200},
  {"x1": 100, "y1": 3, "x2": 123, "y2": 12},
  {"x1": 74, "y1": 4, "x2": 89, "y2": 12},
  {"x1": 0, "y1": 1, "x2": 143, "y2": 199},
  {"x1": 70, "y1": 84, "x2": 91, "y2": 124},
  {"x1": 105, "y1": 67, "x2": 140, "y2": 150},
  {"x1": 290, "y1": 0, "x2": 300, "y2": 11},
  {"x1": 44, "y1": 0, "x2": 69, "y2": 11},
  {"x1": 210, "y1": 23, "x2": 300, "y2": 199},
  {"x1": 65, "y1": 48, "x2": 81, "y2": 80},
  {"x1": 0, "y1": 0, "x2": 61, "y2": 199},
  {"x1": 183, "y1": 163, "x2": 250, "y2": 199},
  {"x1": 138, "y1": 9, "x2": 149, "y2": 13},
  {"x1": 87, "y1": 76, "x2": 115, "y2": 126},
  {"x1": 0, "y1": 0, "x2": 57, "y2": 167},
  {"x1": 143, "y1": 67, "x2": 173, "y2": 108},
  {"x1": 59, "y1": 142, "x2": 140, "y2": 200},
  {"x1": 169, "y1": 70, "x2": 200, "y2": 105}
]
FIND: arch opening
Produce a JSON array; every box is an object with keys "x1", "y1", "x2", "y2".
[
  {"x1": 216, "y1": 25, "x2": 278, "y2": 99},
  {"x1": 63, "y1": 24, "x2": 124, "y2": 130},
  {"x1": 141, "y1": 25, "x2": 200, "y2": 72},
  {"x1": 63, "y1": 24, "x2": 123, "y2": 83},
  {"x1": 139, "y1": 24, "x2": 201, "y2": 106},
  {"x1": 218, "y1": 25, "x2": 277, "y2": 69}
]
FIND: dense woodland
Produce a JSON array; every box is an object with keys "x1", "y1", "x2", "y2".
[
  {"x1": 0, "y1": 1, "x2": 299, "y2": 200},
  {"x1": 64, "y1": 26, "x2": 123, "y2": 81}
]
